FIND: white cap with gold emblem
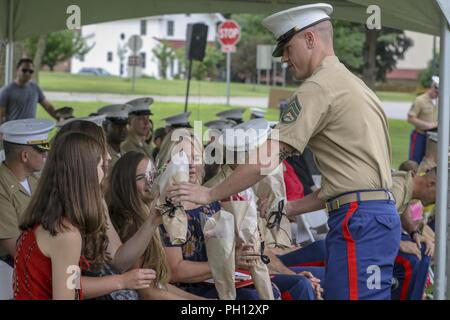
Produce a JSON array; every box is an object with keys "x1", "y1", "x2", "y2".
[
  {"x1": 0, "y1": 118, "x2": 55, "y2": 151},
  {"x1": 262, "y1": 3, "x2": 333, "y2": 57}
]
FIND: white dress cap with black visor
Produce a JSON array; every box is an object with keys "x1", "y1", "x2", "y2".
[
  {"x1": 262, "y1": 3, "x2": 333, "y2": 57},
  {"x1": 216, "y1": 108, "x2": 246, "y2": 123},
  {"x1": 98, "y1": 104, "x2": 131, "y2": 125},
  {"x1": 57, "y1": 115, "x2": 106, "y2": 128},
  {"x1": 126, "y1": 97, "x2": 154, "y2": 116},
  {"x1": 162, "y1": 112, "x2": 192, "y2": 128},
  {"x1": 0, "y1": 118, "x2": 55, "y2": 152},
  {"x1": 250, "y1": 108, "x2": 267, "y2": 119}
]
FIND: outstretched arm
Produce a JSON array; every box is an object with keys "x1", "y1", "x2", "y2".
[{"x1": 168, "y1": 140, "x2": 294, "y2": 204}]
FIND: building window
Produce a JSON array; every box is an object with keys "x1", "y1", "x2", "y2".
[
  {"x1": 120, "y1": 33, "x2": 125, "y2": 40},
  {"x1": 140, "y1": 52, "x2": 146, "y2": 68},
  {"x1": 167, "y1": 20, "x2": 174, "y2": 36},
  {"x1": 107, "y1": 52, "x2": 113, "y2": 62},
  {"x1": 140, "y1": 20, "x2": 147, "y2": 35},
  {"x1": 170, "y1": 59, "x2": 174, "y2": 78}
]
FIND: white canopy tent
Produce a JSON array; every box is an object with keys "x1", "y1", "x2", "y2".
[{"x1": 1, "y1": 0, "x2": 450, "y2": 299}]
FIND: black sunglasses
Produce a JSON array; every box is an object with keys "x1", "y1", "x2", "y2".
[{"x1": 22, "y1": 68, "x2": 34, "y2": 74}]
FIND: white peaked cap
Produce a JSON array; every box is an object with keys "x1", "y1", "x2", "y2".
[
  {"x1": 0, "y1": 118, "x2": 55, "y2": 147},
  {"x1": 262, "y1": 3, "x2": 333, "y2": 57}
]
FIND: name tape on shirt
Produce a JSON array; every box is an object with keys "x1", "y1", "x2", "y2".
[{"x1": 281, "y1": 96, "x2": 302, "y2": 124}]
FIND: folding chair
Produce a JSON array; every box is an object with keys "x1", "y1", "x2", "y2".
[
  {"x1": 295, "y1": 209, "x2": 329, "y2": 245},
  {"x1": 0, "y1": 260, "x2": 13, "y2": 300}
]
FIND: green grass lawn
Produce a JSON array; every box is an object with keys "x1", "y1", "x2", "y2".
[
  {"x1": 38, "y1": 100, "x2": 412, "y2": 168},
  {"x1": 39, "y1": 72, "x2": 414, "y2": 102},
  {"x1": 39, "y1": 72, "x2": 270, "y2": 97}
]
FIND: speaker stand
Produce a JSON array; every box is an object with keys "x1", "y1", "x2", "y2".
[{"x1": 184, "y1": 58, "x2": 193, "y2": 112}]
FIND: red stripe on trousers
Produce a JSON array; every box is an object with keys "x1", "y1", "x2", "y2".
[
  {"x1": 395, "y1": 256, "x2": 413, "y2": 300},
  {"x1": 342, "y1": 202, "x2": 359, "y2": 300},
  {"x1": 410, "y1": 130, "x2": 418, "y2": 159},
  {"x1": 281, "y1": 291, "x2": 293, "y2": 300},
  {"x1": 289, "y1": 261, "x2": 325, "y2": 267}
]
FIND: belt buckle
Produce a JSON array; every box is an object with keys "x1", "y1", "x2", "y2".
[{"x1": 326, "y1": 199, "x2": 340, "y2": 212}]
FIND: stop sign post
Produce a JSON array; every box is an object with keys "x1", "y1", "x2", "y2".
[{"x1": 218, "y1": 20, "x2": 241, "y2": 105}]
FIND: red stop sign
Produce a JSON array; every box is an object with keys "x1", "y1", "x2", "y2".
[{"x1": 218, "y1": 20, "x2": 241, "y2": 47}]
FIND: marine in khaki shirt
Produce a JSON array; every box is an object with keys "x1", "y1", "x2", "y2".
[
  {"x1": 97, "y1": 104, "x2": 131, "y2": 173},
  {"x1": 121, "y1": 129, "x2": 153, "y2": 159},
  {"x1": 0, "y1": 118, "x2": 54, "y2": 258},
  {"x1": 275, "y1": 55, "x2": 392, "y2": 200},
  {"x1": 390, "y1": 169, "x2": 436, "y2": 260},
  {"x1": 0, "y1": 164, "x2": 38, "y2": 257},
  {"x1": 167, "y1": 4, "x2": 399, "y2": 300},
  {"x1": 391, "y1": 170, "x2": 415, "y2": 215},
  {"x1": 408, "y1": 92, "x2": 438, "y2": 134},
  {"x1": 121, "y1": 97, "x2": 154, "y2": 160}
]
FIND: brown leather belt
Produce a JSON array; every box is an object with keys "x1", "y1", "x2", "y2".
[{"x1": 325, "y1": 190, "x2": 394, "y2": 212}]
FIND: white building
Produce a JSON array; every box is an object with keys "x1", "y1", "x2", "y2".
[{"x1": 71, "y1": 14, "x2": 224, "y2": 79}]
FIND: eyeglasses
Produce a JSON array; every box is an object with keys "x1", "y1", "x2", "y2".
[
  {"x1": 31, "y1": 145, "x2": 48, "y2": 154},
  {"x1": 21, "y1": 68, "x2": 34, "y2": 74},
  {"x1": 136, "y1": 161, "x2": 157, "y2": 189}
]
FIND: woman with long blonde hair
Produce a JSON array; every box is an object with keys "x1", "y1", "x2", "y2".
[{"x1": 106, "y1": 151, "x2": 205, "y2": 299}]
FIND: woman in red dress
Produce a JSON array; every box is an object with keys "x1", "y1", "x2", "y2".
[{"x1": 14, "y1": 132, "x2": 120, "y2": 299}]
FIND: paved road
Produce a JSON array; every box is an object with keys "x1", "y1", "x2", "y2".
[{"x1": 46, "y1": 91, "x2": 410, "y2": 120}]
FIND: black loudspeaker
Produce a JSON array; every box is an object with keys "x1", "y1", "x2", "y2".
[{"x1": 186, "y1": 23, "x2": 209, "y2": 61}]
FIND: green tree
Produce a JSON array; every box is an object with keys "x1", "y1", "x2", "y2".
[
  {"x1": 228, "y1": 14, "x2": 412, "y2": 86},
  {"x1": 230, "y1": 14, "x2": 273, "y2": 82},
  {"x1": 332, "y1": 21, "x2": 365, "y2": 72},
  {"x1": 151, "y1": 41, "x2": 176, "y2": 79},
  {"x1": 25, "y1": 30, "x2": 91, "y2": 71},
  {"x1": 371, "y1": 29, "x2": 413, "y2": 82},
  {"x1": 192, "y1": 45, "x2": 225, "y2": 80},
  {"x1": 175, "y1": 45, "x2": 225, "y2": 80},
  {"x1": 420, "y1": 54, "x2": 439, "y2": 88}
]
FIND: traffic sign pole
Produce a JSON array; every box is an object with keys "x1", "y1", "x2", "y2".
[
  {"x1": 218, "y1": 20, "x2": 241, "y2": 107},
  {"x1": 226, "y1": 51, "x2": 231, "y2": 106},
  {"x1": 127, "y1": 35, "x2": 143, "y2": 93}
]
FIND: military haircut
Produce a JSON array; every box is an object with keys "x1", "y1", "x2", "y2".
[{"x1": 3, "y1": 141, "x2": 28, "y2": 161}]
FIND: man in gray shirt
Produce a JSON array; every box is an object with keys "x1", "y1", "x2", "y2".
[{"x1": 0, "y1": 58, "x2": 57, "y2": 124}]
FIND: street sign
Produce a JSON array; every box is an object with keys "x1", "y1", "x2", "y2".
[
  {"x1": 128, "y1": 35, "x2": 143, "y2": 53},
  {"x1": 128, "y1": 55, "x2": 141, "y2": 67},
  {"x1": 218, "y1": 20, "x2": 241, "y2": 106},
  {"x1": 218, "y1": 20, "x2": 241, "y2": 52},
  {"x1": 257, "y1": 45, "x2": 273, "y2": 70},
  {"x1": 221, "y1": 45, "x2": 236, "y2": 53}
]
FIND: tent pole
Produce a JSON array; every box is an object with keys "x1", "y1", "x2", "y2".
[
  {"x1": 434, "y1": 14, "x2": 450, "y2": 301},
  {"x1": 4, "y1": 0, "x2": 14, "y2": 85}
]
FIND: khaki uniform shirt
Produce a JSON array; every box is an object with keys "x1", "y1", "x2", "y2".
[
  {"x1": 107, "y1": 144, "x2": 122, "y2": 173},
  {"x1": 391, "y1": 170, "x2": 414, "y2": 214},
  {"x1": 120, "y1": 131, "x2": 153, "y2": 159},
  {"x1": 0, "y1": 163, "x2": 39, "y2": 257},
  {"x1": 273, "y1": 56, "x2": 392, "y2": 200},
  {"x1": 417, "y1": 157, "x2": 436, "y2": 176},
  {"x1": 408, "y1": 93, "x2": 438, "y2": 133}
]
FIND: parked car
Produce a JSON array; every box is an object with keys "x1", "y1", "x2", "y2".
[{"x1": 77, "y1": 67, "x2": 111, "y2": 76}]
